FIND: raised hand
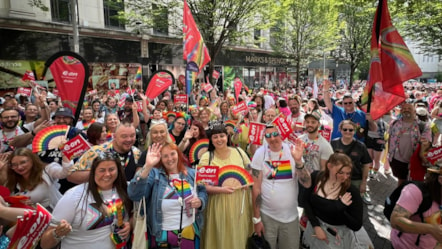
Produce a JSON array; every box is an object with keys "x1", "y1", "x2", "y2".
[
  {"x1": 184, "y1": 129, "x2": 193, "y2": 140},
  {"x1": 0, "y1": 153, "x2": 9, "y2": 171},
  {"x1": 145, "y1": 143, "x2": 162, "y2": 168},
  {"x1": 290, "y1": 138, "x2": 305, "y2": 163}
]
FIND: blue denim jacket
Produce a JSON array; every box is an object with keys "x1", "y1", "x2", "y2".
[{"x1": 128, "y1": 167, "x2": 208, "y2": 238}]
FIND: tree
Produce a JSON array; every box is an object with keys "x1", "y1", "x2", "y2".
[
  {"x1": 392, "y1": 0, "x2": 442, "y2": 54},
  {"x1": 118, "y1": 0, "x2": 272, "y2": 82},
  {"x1": 335, "y1": 0, "x2": 375, "y2": 86},
  {"x1": 269, "y1": 0, "x2": 340, "y2": 87}
]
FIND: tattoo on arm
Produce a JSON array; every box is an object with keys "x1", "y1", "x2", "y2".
[
  {"x1": 255, "y1": 194, "x2": 262, "y2": 208},
  {"x1": 297, "y1": 168, "x2": 311, "y2": 187},
  {"x1": 391, "y1": 204, "x2": 412, "y2": 232},
  {"x1": 252, "y1": 169, "x2": 261, "y2": 178}
]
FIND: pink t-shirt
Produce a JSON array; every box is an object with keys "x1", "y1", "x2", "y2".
[{"x1": 390, "y1": 184, "x2": 440, "y2": 249}]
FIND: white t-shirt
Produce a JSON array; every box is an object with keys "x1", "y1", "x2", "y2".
[
  {"x1": 0, "y1": 127, "x2": 25, "y2": 152},
  {"x1": 298, "y1": 134, "x2": 334, "y2": 172},
  {"x1": 161, "y1": 174, "x2": 195, "y2": 230},
  {"x1": 251, "y1": 143, "x2": 299, "y2": 222},
  {"x1": 52, "y1": 184, "x2": 127, "y2": 249}
]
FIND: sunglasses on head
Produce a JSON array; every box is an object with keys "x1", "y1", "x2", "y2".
[
  {"x1": 342, "y1": 128, "x2": 354, "y2": 132},
  {"x1": 265, "y1": 131, "x2": 280, "y2": 138}
]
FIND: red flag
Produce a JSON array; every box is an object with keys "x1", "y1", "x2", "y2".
[
  {"x1": 183, "y1": 0, "x2": 211, "y2": 94},
  {"x1": 362, "y1": 0, "x2": 422, "y2": 120}
]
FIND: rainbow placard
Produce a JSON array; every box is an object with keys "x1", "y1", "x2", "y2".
[
  {"x1": 32, "y1": 125, "x2": 69, "y2": 153},
  {"x1": 218, "y1": 165, "x2": 254, "y2": 188},
  {"x1": 189, "y1": 139, "x2": 209, "y2": 164}
]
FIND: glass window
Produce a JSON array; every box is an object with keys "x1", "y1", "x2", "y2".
[
  {"x1": 104, "y1": 0, "x2": 125, "y2": 29},
  {"x1": 51, "y1": 0, "x2": 70, "y2": 23},
  {"x1": 254, "y1": 29, "x2": 261, "y2": 47}
]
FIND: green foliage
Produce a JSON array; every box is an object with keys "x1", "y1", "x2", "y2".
[{"x1": 28, "y1": 0, "x2": 49, "y2": 11}]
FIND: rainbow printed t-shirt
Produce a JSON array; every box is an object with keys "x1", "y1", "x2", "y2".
[
  {"x1": 163, "y1": 178, "x2": 193, "y2": 200},
  {"x1": 264, "y1": 160, "x2": 293, "y2": 180},
  {"x1": 86, "y1": 194, "x2": 125, "y2": 230}
]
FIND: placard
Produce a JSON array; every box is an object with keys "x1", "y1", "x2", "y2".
[
  {"x1": 231, "y1": 101, "x2": 248, "y2": 115},
  {"x1": 248, "y1": 122, "x2": 266, "y2": 145},
  {"x1": 135, "y1": 101, "x2": 143, "y2": 112},
  {"x1": 196, "y1": 166, "x2": 219, "y2": 186},
  {"x1": 174, "y1": 94, "x2": 188, "y2": 105},
  {"x1": 62, "y1": 134, "x2": 92, "y2": 160},
  {"x1": 203, "y1": 83, "x2": 213, "y2": 93},
  {"x1": 272, "y1": 114, "x2": 293, "y2": 140},
  {"x1": 17, "y1": 87, "x2": 32, "y2": 96},
  {"x1": 425, "y1": 146, "x2": 442, "y2": 165}
]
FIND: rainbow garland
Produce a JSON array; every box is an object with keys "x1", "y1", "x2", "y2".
[
  {"x1": 218, "y1": 165, "x2": 254, "y2": 187},
  {"x1": 189, "y1": 139, "x2": 209, "y2": 164}
]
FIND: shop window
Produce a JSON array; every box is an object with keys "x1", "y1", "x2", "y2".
[
  {"x1": 51, "y1": 0, "x2": 70, "y2": 23},
  {"x1": 152, "y1": 4, "x2": 168, "y2": 36},
  {"x1": 104, "y1": 0, "x2": 125, "y2": 29}
]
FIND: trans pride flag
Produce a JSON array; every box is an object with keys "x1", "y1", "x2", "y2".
[
  {"x1": 183, "y1": 0, "x2": 211, "y2": 95},
  {"x1": 361, "y1": 0, "x2": 422, "y2": 120}
]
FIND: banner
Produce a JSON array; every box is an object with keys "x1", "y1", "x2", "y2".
[
  {"x1": 62, "y1": 134, "x2": 92, "y2": 160},
  {"x1": 234, "y1": 77, "x2": 242, "y2": 103},
  {"x1": 272, "y1": 114, "x2": 293, "y2": 140},
  {"x1": 8, "y1": 204, "x2": 52, "y2": 249},
  {"x1": 145, "y1": 70, "x2": 174, "y2": 100},
  {"x1": 183, "y1": 0, "x2": 211, "y2": 95},
  {"x1": 231, "y1": 101, "x2": 248, "y2": 116},
  {"x1": 17, "y1": 87, "x2": 32, "y2": 97},
  {"x1": 44, "y1": 51, "x2": 89, "y2": 123},
  {"x1": 195, "y1": 165, "x2": 219, "y2": 186},
  {"x1": 248, "y1": 122, "x2": 266, "y2": 145},
  {"x1": 174, "y1": 94, "x2": 188, "y2": 105}
]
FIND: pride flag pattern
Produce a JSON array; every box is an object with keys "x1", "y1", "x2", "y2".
[
  {"x1": 164, "y1": 179, "x2": 192, "y2": 199},
  {"x1": 264, "y1": 160, "x2": 292, "y2": 180}
]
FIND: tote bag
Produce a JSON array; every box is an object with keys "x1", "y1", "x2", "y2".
[{"x1": 132, "y1": 197, "x2": 148, "y2": 249}]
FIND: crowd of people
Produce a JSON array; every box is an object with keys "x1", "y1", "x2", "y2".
[{"x1": 0, "y1": 79, "x2": 440, "y2": 249}]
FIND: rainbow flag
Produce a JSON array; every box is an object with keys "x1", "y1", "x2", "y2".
[
  {"x1": 361, "y1": 0, "x2": 422, "y2": 120},
  {"x1": 183, "y1": 0, "x2": 211, "y2": 95},
  {"x1": 134, "y1": 66, "x2": 142, "y2": 83}
]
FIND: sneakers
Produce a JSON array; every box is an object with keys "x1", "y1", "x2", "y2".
[
  {"x1": 362, "y1": 192, "x2": 372, "y2": 205},
  {"x1": 384, "y1": 168, "x2": 392, "y2": 175}
]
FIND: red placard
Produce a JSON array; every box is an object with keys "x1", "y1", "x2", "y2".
[
  {"x1": 248, "y1": 122, "x2": 266, "y2": 145},
  {"x1": 118, "y1": 95, "x2": 127, "y2": 108},
  {"x1": 62, "y1": 135, "x2": 91, "y2": 160},
  {"x1": 196, "y1": 165, "x2": 219, "y2": 186},
  {"x1": 319, "y1": 127, "x2": 331, "y2": 142},
  {"x1": 272, "y1": 114, "x2": 293, "y2": 140},
  {"x1": 52, "y1": 89, "x2": 59, "y2": 96},
  {"x1": 174, "y1": 94, "x2": 188, "y2": 104},
  {"x1": 234, "y1": 77, "x2": 242, "y2": 102},
  {"x1": 17, "y1": 87, "x2": 32, "y2": 96},
  {"x1": 425, "y1": 146, "x2": 442, "y2": 165},
  {"x1": 203, "y1": 83, "x2": 213, "y2": 93},
  {"x1": 287, "y1": 132, "x2": 298, "y2": 145},
  {"x1": 231, "y1": 101, "x2": 248, "y2": 115},
  {"x1": 212, "y1": 70, "x2": 220, "y2": 79},
  {"x1": 135, "y1": 101, "x2": 143, "y2": 112},
  {"x1": 178, "y1": 74, "x2": 185, "y2": 85},
  {"x1": 88, "y1": 89, "x2": 97, "y2": 96}
]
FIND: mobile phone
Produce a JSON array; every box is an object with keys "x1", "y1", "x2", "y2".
[{"x1": 326, "y1": 227, "x2": 337, "y2": 236}]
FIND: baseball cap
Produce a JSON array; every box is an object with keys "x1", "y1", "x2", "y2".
[
  {"x1": 53, "y1": 107, "x2": 74, "y2": 119},
  {"x1": 304, "y1": 111, "x2": 321, "y2": 121}
]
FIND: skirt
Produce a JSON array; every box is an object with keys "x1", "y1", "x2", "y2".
[
  {"x1": 149, "y1": 223, "x2": 200, "y2": 249},
  {"x1": 303, "y1": 219, "x2": 362, "y2": 249}
]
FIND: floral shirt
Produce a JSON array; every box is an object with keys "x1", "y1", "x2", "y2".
[{"x1": 388, "y1": 119, "x2": 431, "y2": 162}]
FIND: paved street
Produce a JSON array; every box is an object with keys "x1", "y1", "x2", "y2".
[{"x1": 364, "y1": 168, "x2": 398, "y2": 249}]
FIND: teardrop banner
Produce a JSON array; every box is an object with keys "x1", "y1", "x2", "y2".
[
  {"x1": 144, "y1": 70, "x2": 175, "y2": 100},
  {"x1": 43, "y1": 51, "x2": 89, "y2": 123}
]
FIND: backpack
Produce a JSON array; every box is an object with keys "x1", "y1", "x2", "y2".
[{"x1": 383, "y1": 181, "x2": 433, "y2": 246}]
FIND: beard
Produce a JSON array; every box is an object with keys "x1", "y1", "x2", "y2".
[
  {"x1": 402, "y1": 112, "x2": 412, "y2": 119},
  {"x1": 306, "y1": 125, "x2": 319, "y2": 134},
  {"x1": 2, "y1": 120, "x2": 19, "y2": 129}
]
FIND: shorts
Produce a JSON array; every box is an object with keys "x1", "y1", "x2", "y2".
[
  {"x1": 365, "y1": 137, "x2": 385, "y2": 151},
  {"x1": 389, "y1": 158, "x2": 409, "y2": 180}
]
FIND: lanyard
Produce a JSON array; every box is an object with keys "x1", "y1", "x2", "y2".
[
  {"x1": 110, "y1": 144, "x2": 132, "y2": 168},
  {"x1": 2, "y1": 127, "x2": 18, "y2": 144},
  {"x1": 267, "y1": 146, "x2": 283, "y2": 178}
]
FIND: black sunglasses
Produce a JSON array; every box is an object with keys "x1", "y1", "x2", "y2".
[
  {"x1": 343, "y1": 102, "x2": 353, "y2": 105},
  {"x1": 342, "y1": 128, "x2": 354, "y2": 132},
  {"x1": 265, "y1": 131, "x2": 280, "y2": 138}
]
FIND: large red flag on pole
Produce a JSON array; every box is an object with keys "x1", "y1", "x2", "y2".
[
  {"x1": 183, "y1": 0, "x2": 211, "y2": 95},
  {"x1": 361, "y1": 0, "x2": 422, "y2": 120}
]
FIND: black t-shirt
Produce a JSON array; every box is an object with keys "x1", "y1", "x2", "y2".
[{"x1": 330, "y1": 138, "x2": 371, "y2": 180}]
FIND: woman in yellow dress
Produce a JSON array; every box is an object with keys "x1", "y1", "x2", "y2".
[{"x1": 198, "y1": 122, "x2": 253, "y2": 249}]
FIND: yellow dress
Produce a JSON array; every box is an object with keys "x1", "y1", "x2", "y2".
[{"x1": 198, "y1": 147, "x2": 253, "y2": 249}]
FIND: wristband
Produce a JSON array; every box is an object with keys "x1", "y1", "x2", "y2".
[
  {"x1": 31, "y1": 130, "x2": 36, "y2": 136},
  {"x1": 252, "y1": 216, "x2": 262, "y2": 224},
  {"x1": 295, "y1": 162, "x2": 304, "y2": 169}
]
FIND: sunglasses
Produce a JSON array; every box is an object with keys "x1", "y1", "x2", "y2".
[
  {"x1": 343, "y1": 102, "x2": 353, "y2": 105},
  {"x1": 265, "y1": 131, "x2": 280, "y2": 138},
  {"x1": 342, "y1": 128, "x2": 354, "y2": 132}
]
